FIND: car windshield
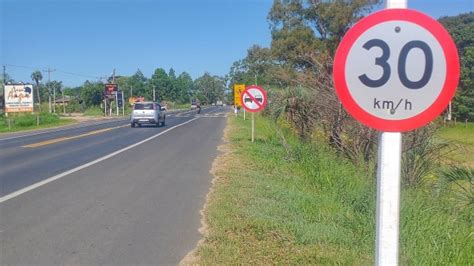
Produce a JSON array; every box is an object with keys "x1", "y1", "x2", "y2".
[{"x1": 134, "y1": 103, "x2": 154, "y2": 110}]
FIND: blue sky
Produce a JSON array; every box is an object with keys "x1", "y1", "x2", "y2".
[{"x1": 1, "y1": 0, "x2": 473, "y2": 87}]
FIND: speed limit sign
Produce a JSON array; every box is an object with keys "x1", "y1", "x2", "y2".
[{"x1": 333, "y1": 9, "x2": 459, "y2": 132}]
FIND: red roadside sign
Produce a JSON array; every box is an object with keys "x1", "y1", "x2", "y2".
[
  {"x1": 240, "y1": 85, "x2": 267, "y2": 112},
  {"x1": 333, "y1": 9, "x2": 459, "y2": 132}
]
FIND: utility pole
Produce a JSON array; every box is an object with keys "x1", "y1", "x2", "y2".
[
  {"x1": 43, "y1": 68, "x2": 56, "y2": 113},
  {"x1": 153, "y1": 86, "x2": 156, "y2": 102},
  {"x1": 2, "y1": 65, "x2": 5, "y2": 114},
  {"x1": 62, "y1": 88, "x2": 66, "y2": 114},
  {"x1": 53, "y1": 81, "x2": 57, "y2": 113}
]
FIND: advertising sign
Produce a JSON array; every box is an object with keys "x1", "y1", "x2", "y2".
[
  {"x1": 5, "y1": 84, "x2": 34, "y2": 113},
  {"x1": 333, "y1": 9, "x2": 459, "y2": 132},
  {"x1": 104, "y1": 83, "x2": 118, "y2": 99},
  {"x1": 233, "y1": 84, "x2": 245, "y2": 107}
]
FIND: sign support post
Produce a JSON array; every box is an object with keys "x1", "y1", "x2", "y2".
[
  {"x1": 241, "y1": 85, "x2": 267, "y2": 143},
  {"x1": 375, "y1": 1, "x2": 406, "y2": 264},
  {"x1": 122, "y1": 91, "x2": 125, "y2": 116},
  {"x1": 332, "y1": 0, "x2": 459, "y2": 265},
  {"x1": 376, "y1": 132, "x2": 401, "y2": 265},
  {"x1": 251, "y1": 112, "x2": 255, "y2": 142},
  {"x1": 115, "y1": 92, "x2": 119, "y2": 116}
]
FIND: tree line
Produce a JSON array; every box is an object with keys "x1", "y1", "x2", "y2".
[{"x1": 3, "y1": 68, "x2": 227, "y2": 112}]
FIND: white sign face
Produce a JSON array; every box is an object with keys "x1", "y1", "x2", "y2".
[
  {"x1": 345, "y1": 21, "x2": 445, "y2": 120},
  {"x1": 5, "y1": 84, "x2": 34, "y2": 113},
  {"x1": 333, "y1": 9, "x2": 459, "y2": 132},
  {"x1": 241, "y1": 86, "x2": 267, "y2": 112}
]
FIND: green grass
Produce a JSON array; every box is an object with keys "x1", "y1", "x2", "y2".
[
  {"x1": 196, "y1": 114, "x2": 473, "y2": 264},
  {"x1": 0, "y1": 113, "x2": 75, "y2": 133},
  {"x1": 437, "y1": 122, "x2": 474, "y2": 167},
  {"x1": 83, "y1": 106, "x2": 105, "y2": 116}
]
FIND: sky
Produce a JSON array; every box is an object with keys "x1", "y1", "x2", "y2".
[{"x1": 1, "y1": 0, "x2": 473, "y2": 87}]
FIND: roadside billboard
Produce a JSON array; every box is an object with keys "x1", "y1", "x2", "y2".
[
  {"x1": 5, "y1": 84, "x2": 34, "y2": 113},
  {"x1": 233, "y1": 84, "x2": 245, "y2": 107},
  {"x1": 104, "y1": 83, "x2": 118, "y2": 99}
]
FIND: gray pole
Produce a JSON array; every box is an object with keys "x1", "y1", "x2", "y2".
[
  {"x1": 122, "y1": 91, "x2": 125, "y2": 116},
  {"x1": 116, "y1": 91, "x2": 119, "y2": 116},
  {"x1": 44, "y1": 68, "x2": 56, "y2": 113},
  {"x1": 53, "y1": 80, "x2": 56, "y2": 113},
  {"x1": 2, "y1": 65, "x2": 5, "y2": 114},
  {"x1": 153, "y1": 86, "x2": 156, "y2": 102},
  {"x1": 48, "y1": 68, "x2": 51, "y2": 113},
  {"x1": 62, "y1": 88, "x2": 66, "y2": 114},
  {"x1": 375, "y1": 1, "x2": 406, "y2": 265}
]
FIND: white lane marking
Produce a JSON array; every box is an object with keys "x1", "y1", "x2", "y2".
[{"x1": 0, "y1": 118, "x2": 199, "y2": 203}]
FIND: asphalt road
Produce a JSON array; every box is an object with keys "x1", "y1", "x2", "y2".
[{"x1": 0, "y1": 106, "x2": 228, "y2": 265}]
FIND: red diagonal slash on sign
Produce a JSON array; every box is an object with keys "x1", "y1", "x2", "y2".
[{"x1": 244, "y1": 91, "x2": 263, "y2": 109}]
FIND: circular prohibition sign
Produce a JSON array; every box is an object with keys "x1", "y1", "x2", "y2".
[
  {"x1": 333, "y1": 9, "x2": 459, "y2": 132},
  {"x1": 240, "y1": 85, "x2": 268, "y2": 112}
]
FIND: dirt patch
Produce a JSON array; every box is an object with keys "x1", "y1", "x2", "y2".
[{"x1": 179, "y1": 117, "x2": 233, "y2": 265}]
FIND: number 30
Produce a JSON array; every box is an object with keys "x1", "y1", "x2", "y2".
[{"x1": 358, "y1": 39, "x2": 433, "y2": 89}]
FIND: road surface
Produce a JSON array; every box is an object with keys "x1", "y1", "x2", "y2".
[{"x1": 0, "y1": 106, "x2": 228, "y2": 265}]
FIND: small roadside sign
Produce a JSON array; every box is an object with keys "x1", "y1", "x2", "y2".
[
  {"x1": 240, "y1": 85, "x2": 267, "y2": 113},
  {"x1": 233, "y1": 84, "x2": 245, "y2": 107},
  {"x1": 333, "y1": 8, "x2": 459, "y2": 132}
]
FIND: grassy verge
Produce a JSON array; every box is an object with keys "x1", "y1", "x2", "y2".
[
  {"x1": 194, "y1": 115, "x2": 473, "y2": 264},
  {"x1": 84, "y1": 106, "x2": 105, "y2": 116},
  {"x1": 0, "y1": 113, "x2": 76, "y2": 133},
  {"x1": 437, "y1": 122, "x2": 474, "y2": 167}
]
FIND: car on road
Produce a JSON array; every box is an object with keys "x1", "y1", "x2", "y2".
[{"x1": 130, "y1": 102, "x2": 166, "y2": 127}]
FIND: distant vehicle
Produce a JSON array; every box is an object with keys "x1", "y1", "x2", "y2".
[
  {"x1": 130, "y1": 102, "x2": 166, "y2": 127},
  {"x1": 191, "y1": 99, "x2": 200, "y2": 110},
  {"x1": 216, "y1": 100, "x2": 223, "y2": 106}
]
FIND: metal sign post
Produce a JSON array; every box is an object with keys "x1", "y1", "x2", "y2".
[
  {"x1": 115, "y1": 92, "x2": 119, "y2": 116},
  {"x1": 333, "y1": 0, "x2": 459, "y2": 264},
  {"x1": 122, "y1": 91, "x2": 125, "y2": 116},
  {"x1": 251, "y1": 112, "x2": 255, "y2": 142}
]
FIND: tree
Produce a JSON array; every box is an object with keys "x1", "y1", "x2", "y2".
[
  {"x1": 194, "y1": 73, "x2": 225, "y2": 104},
  {"x1": 80, "y1": 81, "x2": 104, "y2": 107},
  {"x1": 31, "y1": 70, "x2": 43, "y2": 106},
  {"x1": 440, "y1": 12, "x2": 474, "y2": 121},
  {"x1": 150, "y1": 68, "x2": 171, "y2": 101},
  {"x1": 175, "y1": 72, "x2": 194, "y2": 103}
]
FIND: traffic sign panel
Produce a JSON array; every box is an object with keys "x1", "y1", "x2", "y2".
[
  {"x1": 234, "y1": 84, "x2": 245, "y2": 107},
  {"x1": 333, "y1": 9, "x2": 459, "y2": 132},
  {"x1": 241, "y1": 85, "x2": 267, "y2": 112}
]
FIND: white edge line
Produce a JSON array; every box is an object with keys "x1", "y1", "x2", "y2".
[
  {"x1": 0, "y1": 117, "x2": 199, "y2": 203},
  {"x1": 0, "y1": 119, "x2": 129, "y2": 141}
]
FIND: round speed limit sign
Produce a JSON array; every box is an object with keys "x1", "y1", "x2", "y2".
[{"x1": 333, "y1": 9, "x2": 459, "y2": 132}]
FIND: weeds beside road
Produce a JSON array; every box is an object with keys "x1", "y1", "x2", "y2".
[{"x1": 193, "y1": 114, "x2": 473, "y2": 264}]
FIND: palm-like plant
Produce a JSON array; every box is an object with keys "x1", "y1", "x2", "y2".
[{"x1": 31, "y1": 70, "x2": 43, "y2": 107}]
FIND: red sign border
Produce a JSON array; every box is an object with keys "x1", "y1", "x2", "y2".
[
  {"x1": 240, "y1": 85, "x2": 267, "y2": 113},
  {"x1": 333, "y1": 8, "x2": 459, "y2": 132}
]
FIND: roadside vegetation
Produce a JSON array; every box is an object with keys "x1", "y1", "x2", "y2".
[
  {"x1": 195, "y1": 115, "x2": 472, "y2": 264},
  {"x1": 192, "y1": 1, "x2": 473, "y2": 264},
  {"x1": 437, "y1": 122, "x2": 474, "y2": 167},
  {"x1": 0, "y1": 112, "x2": 75, "y2": 133}
]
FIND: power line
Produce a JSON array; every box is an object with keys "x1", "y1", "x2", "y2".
[{"x1": 5, "y1": 63, "x2": 103, "y2": 80}]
